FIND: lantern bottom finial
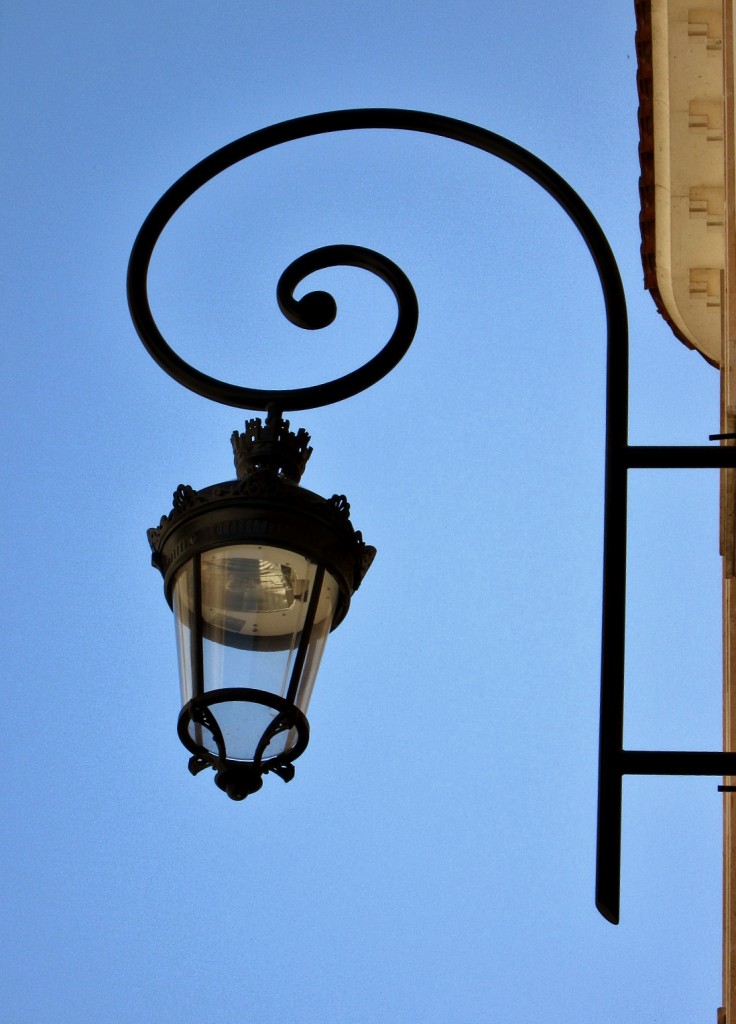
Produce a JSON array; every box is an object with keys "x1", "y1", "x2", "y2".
[
  {"x1": 214, "y1": 763, "x2": 264, "y2": 801},
  {"x1": 187, "y1": 752, "x2": 299, "y2": 800}
]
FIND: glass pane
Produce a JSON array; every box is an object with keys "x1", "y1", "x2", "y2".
[
  {"x1": 207, "y1": 700, "x2": 287, "y2": 761},
  {"x1": 183, "y1": 698, "x2": 290, "y2": 761},
  {"x1": 294, "y1": 571, "x2": 339, "y2": 715},
  {"x1": 172, "y1": 559, "x2": 194, "y2": 705},
  {"x1": 187, "y1": 716, "x2": 216, "y2": 756}
]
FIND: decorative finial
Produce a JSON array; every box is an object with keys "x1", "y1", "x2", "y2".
[{"x1": 231, "y1": 413, "x2": 313, "y2": 483}]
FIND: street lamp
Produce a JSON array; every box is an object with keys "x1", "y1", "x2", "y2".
[{"x1": 128, "y1": 108, "x2": 736, "y2": 921}]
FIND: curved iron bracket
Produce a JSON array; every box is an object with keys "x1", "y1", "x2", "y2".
[{"x1": 128, "y1": 108, "x2": 736, "y2": 923}]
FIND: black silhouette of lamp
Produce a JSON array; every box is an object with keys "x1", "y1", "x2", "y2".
[{"x1": 128, "y1": 107, "x2": 736, "y2": 920}]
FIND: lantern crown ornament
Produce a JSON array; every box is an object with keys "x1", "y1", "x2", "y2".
[{"x1": 231, "y1": 413, "x2": 313, "y2": 483}]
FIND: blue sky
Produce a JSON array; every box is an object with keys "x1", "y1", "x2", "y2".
[{"x1": 1, "y1": 2, "x2": 725, "y2": 1021}]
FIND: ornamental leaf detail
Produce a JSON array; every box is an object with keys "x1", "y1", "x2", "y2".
[
  {"x1": 356, "y1": 532, "x2": 377, "y2": 580},
  {"x1": 188, "y1": 754, "x2": 215, "y2": 777},
  {"x1": 329, "y1": 494, "x2": 351, "y2": 517},
  {"x1": 264, "y1": 760, "x2": 296, "y2": 783},
  {"x1": 172, "y1": 483, "x2": 198, "y2": 511}
]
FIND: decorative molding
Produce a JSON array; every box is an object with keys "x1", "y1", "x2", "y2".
[
  {"x1": 689, "y1": 98, "x2": 725, "y2": 140},
  {"x1": 689, "y1": 185, "x2": 726, "y2": 225},
  {"x1": 636, "y1": 0, "x2": 726, "y2": 365},
  {"x1": 688, "y1": 6, "x2": 724, "y2": 49},
  {"x1": 690, "y1": 266, "x2": 723, "y2": 305}
]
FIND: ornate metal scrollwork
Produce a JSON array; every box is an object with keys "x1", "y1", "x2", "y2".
[
  {"x1": 127, "y1": 119, "x2": 422, "y2": 412},
  {"x1": 127, "y1": 107, "x2": 628, "y2": 418}
]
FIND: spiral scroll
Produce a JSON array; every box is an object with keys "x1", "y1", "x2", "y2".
[
  {"x1": 128, "y1": 107, "x2": 625, "y2": 417},
  {"x1": 273, "y1": 243, "x2": 419, "y2": 409},
  {"x1": 127, "y1": 133, "x2": 421, "y2": 411}
]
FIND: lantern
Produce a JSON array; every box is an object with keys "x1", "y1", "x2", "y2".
[{"x1": 148, "y1": 414, "x2": 374, "y2": 799}]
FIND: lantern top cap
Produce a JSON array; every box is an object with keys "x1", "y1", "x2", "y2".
[{"x1": 231, "y1": 411, "x2": 312, "y2": 483}]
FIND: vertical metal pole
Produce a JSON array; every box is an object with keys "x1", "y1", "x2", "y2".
[
  {"x1": 594, "y1": 253, "x2": 630, "y2": 926},
  {"x1": 595, "y1": 449, "x2": 627, "y2": 924}
]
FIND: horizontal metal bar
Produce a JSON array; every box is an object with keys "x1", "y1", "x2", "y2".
[
  {"x1": 621, "y1": 750, "x2": 736, "y2": 775},
  {"x1": 625, "y1": 445, "x2": 736, "y2": 469}
]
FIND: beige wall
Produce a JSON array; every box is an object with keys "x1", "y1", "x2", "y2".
[{"x1": 647, "y1": 0, "x2": 725, "y2": 364}]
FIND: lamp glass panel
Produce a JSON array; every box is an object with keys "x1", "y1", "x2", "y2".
[
  {"x1": 173, "y1": 572, "x2": 194, "y2": 705},
  {"x1": 172, "y1": 544, "x2": 339, "y2": 762}
]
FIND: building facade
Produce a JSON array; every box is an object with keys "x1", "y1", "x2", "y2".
[{"x1": 636, "y1": 0, "x2": 735, "y2": 1017}]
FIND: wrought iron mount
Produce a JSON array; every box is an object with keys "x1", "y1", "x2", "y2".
[{"x1": 126, "y1": 107, "x2": 736, "y2": 923}]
